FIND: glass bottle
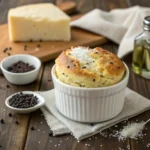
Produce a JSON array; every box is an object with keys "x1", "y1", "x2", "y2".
[{"x1": 132, "y1": 16, "x2": 150, "y2": 79}]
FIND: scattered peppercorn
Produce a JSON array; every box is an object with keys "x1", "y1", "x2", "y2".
[
  {"x1": 15, "y1": 120, "x2": 19, "y2": 125},
  {"x1": 6, "y1": 85, "x2": 10, "y2": 88},
  {"x1": 93, "y1": 79, "x2": 95, "y2": 82},
  {"x1": 31, "y1": 126, "x2": 35, "y2": 130},
  {"x1": 110, "y1": 62, "x2": 113, "y2": 64},
  {"x1": 74, "y1": 64, "x2": 76, "y2": 67},
  {"x1": 0, "y1": 119, "x2": 5, "y2": 124},
  {"x1": 3, "y1": 48, "x2": 8, "y2": 53},
  {"x1": 30, "y1": 39, "x2": 33, "y2": 42},
  {"x1": 37, "y1": 44, "x2": 40, "y2": 48},
  {"x1": 40, "y1": 39, "x2": 42, "y2": 42},
  {"x1": 49, "y1": 130, "x2": 53, "y2": 136},
  {"x1": 100, "y1": 75, "x2": 104, "y2": 77},
  {"x1": 24, "y1": 45, "x2": 27, "y2": 50},
  {"x1": 7, "y1": 53, "x2": 11, "y2": 56},
  {"x1": 67, "y1": 66, "x2": 70, "y2": 68},
  {"x1": 9, "y1": 47, "x2": 12, "y2": 50},
  {"x1": 118, "y1": 66, "x2": 121, "y2": 69},
  {"x1": 8, "y1": 113, "x2": 12, "y2": 117}
]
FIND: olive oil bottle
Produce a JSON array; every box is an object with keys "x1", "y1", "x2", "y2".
[{"x1": 132, "y1": 16, "x2": 150, "y2": 79}]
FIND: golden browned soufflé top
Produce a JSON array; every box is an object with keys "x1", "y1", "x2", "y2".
[{"x1": 55, "y1": 46, "x2": 126, "y2": 88}]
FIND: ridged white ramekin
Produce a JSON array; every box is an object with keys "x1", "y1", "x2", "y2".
[{"x1": 51, "y1": 63, "x2": 129, "y2": 123}]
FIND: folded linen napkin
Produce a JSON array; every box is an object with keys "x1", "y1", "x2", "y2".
[
  {"x1": 39, "y1": 88, "x2": 150, "y2": 140},
  {"x1": 71, "y1": 6, "x2": 150, "y2": 58}
]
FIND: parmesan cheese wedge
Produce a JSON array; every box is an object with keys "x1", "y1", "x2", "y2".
[{"x1": 8, "y1": 3, "x2": 71, "y2": 42}]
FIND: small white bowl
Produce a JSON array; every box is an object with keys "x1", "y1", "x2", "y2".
[
  {"x1": 5, "y1": 91, "x2": 45, "y2": 114},
  {"x1": 0, "y1": 54, "x2": 41, "y2": 85},
  {"x1": 52, "y1": 63, "x2": 129, "y2": 123}
]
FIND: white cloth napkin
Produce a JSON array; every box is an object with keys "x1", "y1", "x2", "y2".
[
  {"x1": 71, "y1": 6, "x2": 150, "y2": 58},
  {"x1": 39, "y1": 88, "x2": 150, "y2": 140}
]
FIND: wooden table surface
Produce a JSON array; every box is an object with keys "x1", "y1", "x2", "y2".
[{"x1": 0, "y1": 0, "x2": 150, "y2": 150}]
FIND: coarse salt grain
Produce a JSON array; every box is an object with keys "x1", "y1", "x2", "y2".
[
  {"x1": 126, "y1": 145, "x2": 130, "y2": 150},
  {"x1": 120, "y1": 122, "x2": 146, "y2": 139}
]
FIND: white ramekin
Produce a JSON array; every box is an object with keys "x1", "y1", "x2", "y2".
[
  {"x1": 0, "y1": 54, "x2": 41, "y2": 85},
  {"x1": 51, "y1": 63, "x2": 129, "y2": 123}
]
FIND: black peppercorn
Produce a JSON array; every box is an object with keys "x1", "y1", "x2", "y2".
[
  {"x1": 6, "y1": 85, "x2": 10, "y2": 88},
  {"x1": 15, "y1": 120, "x2": 19, "y2": 125},
  {"x1": 8, "y1": 113, "x2": 12, "y2": 117},
  {"x1": 49, "y1": 130, "x2": 53, "y2": 136},
  {"x1": 31, "y1": 126, "x2": 35, "y2": 130},
  {"x1": 37, "y1": 44, "x2": 40, "y2": 47},
  {"x1": 0, "y1": 119, "x2": 5, "y2": 124},
  {"x1": 82, "y1": 66, "x2": 86, "y2": 69}
]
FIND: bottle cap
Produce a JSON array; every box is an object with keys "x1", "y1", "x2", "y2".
[{"x1": 143, "y1": 16, "x2": 150, "y2": 31}]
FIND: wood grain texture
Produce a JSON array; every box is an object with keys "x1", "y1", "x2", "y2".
[
  {"x1": 93, "y1": 0, "x2": 129, "y2": 10},
  {"x1": 0, "y1": 24, "x2": 107, "y2": 62},
  {"x1": 57, "y1": 1, "x2": 77, "y2": 14},
  {"x1": 129, "y1": 0, "x2": 150, "y2": 7}
]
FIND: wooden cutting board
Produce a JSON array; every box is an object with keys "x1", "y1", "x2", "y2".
[{"x1": 0, "y1": 2, "x2": 108, "y2": 62}]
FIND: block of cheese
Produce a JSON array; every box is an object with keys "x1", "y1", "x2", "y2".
[{"x1": 8, "y1": 3, "x2": 71, "y2": 42}]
